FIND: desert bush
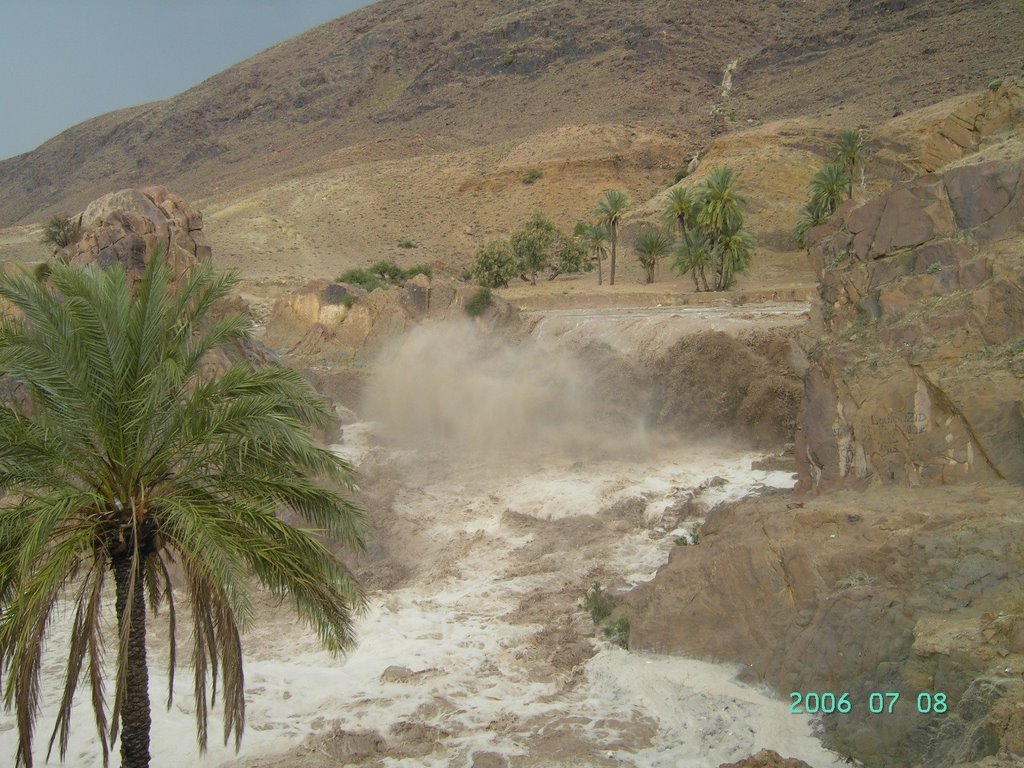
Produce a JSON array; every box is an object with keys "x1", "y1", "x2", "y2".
[
  {"x1": 602, "y1": 617, "x2": 630, "y2": 649},
  {"x1": 338, "y1": 261, "x2": 432, "y2": 292},
  {"x1": 41, "y1": 214, "x2": 81, "y2": 250},
  {"x1": 522, "y1": 168, "x2": 543, "y2": 185},
  {"x1": 583, "y1": 582, "x2": 616, "y2": 624},
  {"x1": 674, "y1": 167, "x2": 689, "y2": 184},
  {"x1": 397, "y1": 238, "x2": 417, "y2": 248},
  {"x1": 464, "y1": 287, "x2": 493, "y2": 317}
]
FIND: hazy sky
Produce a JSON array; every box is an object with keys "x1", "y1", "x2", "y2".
[{"x1": 0, "y1": 1, "x2": 376, "y2": 160}]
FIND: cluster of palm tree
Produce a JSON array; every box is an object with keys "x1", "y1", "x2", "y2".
[
  {"x1": 794, "y1": 129, "x2": 867, "y2": 248},
  {"x1": 0, "y1": 251, "x2": 365, "y2": 768},
  {"x1": 664, "y1": 167, "x2": 753, "y2": 291}
]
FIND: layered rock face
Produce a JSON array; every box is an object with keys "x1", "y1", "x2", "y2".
[
  {"x1": 263, "y1": 275, "x2": 518, "y2": 363},
  {"x1": 921, "y1": 78, "x2": 1024, "y2": 173},
  {"x1": 797, "y1": 156, "x2": 1024, "y2": 492}
]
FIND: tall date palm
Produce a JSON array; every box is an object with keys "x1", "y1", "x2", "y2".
[
  {"x1": 594, "y1": 190, "x2": 629, "y2": 286},
  {"x1": 0, "y1": 251, "x2": 365, "y2": 768}
]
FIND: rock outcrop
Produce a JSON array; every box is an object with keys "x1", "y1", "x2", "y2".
[
  {"x1": 718, "y1": 751, "x2": 813, "y2": 768},
  {"x1": 797, "y1": 155, "x2": 1024, "y2": 492},
  {"x1": 263, "y1": 276, "x2": 518, "y2": 363},
  {"x1": 921, "y1": 78, "x2": 1024, "y2": 173},
  {"x1": 60, "y1": 187, "x2": 212, "y2": 283},
  {"x1": 627, "y1": 484, "x2": 1024, "y2": 768}
]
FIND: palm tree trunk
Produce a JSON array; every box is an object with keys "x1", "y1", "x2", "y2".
[
  {"x1": 596, "y1": 251, "x2": 603, "y2": 285},
  {"x1": 113, "y1": 551, "x2": 151, "y2": 768},
  {"x1": 609, "y1": 225, "x2": 617, "y2": 286},
  {"x1": 699, "y1": 266, "x2": 710, "y2": 292}
]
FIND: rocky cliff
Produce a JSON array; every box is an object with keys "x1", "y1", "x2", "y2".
[
  {"x1": 625, "y1": 82, "x2": 1024, "y2": 768},
  {"x1": 797, "y1": 80, "x2": 1024, "y2": 493}
]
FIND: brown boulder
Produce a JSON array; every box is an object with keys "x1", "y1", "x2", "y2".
[{"x1": 63, "y1": 186, "x2": 211, "y2": 283}]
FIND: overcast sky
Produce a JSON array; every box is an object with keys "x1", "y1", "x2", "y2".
[{"x1": 0, "y1": 1, "x2": 376, "y2": 160}]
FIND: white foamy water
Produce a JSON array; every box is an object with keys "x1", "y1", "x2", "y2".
[{"x1": 0, "y1": 433, "x2": 843, "y2": 768}]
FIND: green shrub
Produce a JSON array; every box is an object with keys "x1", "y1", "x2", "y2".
[
  {"x1": 465, "y1": 287, "x2": 493, "y2": 317},
  {"x1": 41, "y1": 214, "x2": 81, "y2": 250},
  {"x1": 404, "y1": 263, "x2": 433, "y2": 280},
  {"x1": 674, "y1": 167, "x2": 689, "y2": 184},
  {"x1": 32, "y1": 262, "x2": 52, "y2": 282},
  {"x1": 337, "y1": 267, "x2": 383, "y2": 292},
  {"x1": 471, "y1": 240, "x2": 518, "y2": 288},
  {"x1": 602, "y1": 617, "x2": 630, "y2": 649},
  {"x1": 338, "y1": 261, "x2": 433, "y2": 292},
  {"x1": 522, "y1": 168, "x2": 543, "y2": 185},
  {"x1": 583, "y1": 582, "x2": 616, "y2": 624},
  {"x1": 342, "y1": 295, "x2": 355, "y2": 309},
  {"x1": 926, "y1": 261, "x2": 943, "y2": 274},
  {"x1": 397, "y1": 238, "x2": 417, "y2": 249}
]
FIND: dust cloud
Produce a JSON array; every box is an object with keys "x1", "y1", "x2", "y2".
[{"x1": 361, "y1": 321, "x2": 653, "y2": 460}]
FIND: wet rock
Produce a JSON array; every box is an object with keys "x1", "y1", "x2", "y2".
[
  {"x1": 380, "y1": 665, "x2": 417, "y2": 683},
  {"x1": 471, "y1": 752, "x2": 509, "y2": 768},
  {"x1": 718, "y1": 750, "x2": 813, "y2": 768}
]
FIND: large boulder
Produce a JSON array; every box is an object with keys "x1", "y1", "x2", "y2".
[
  {"x1": 61, "y1": 186, "x2": 211, "y2": 282},
  {"x1": 798, "y1": 156, "x2": 1024, "y2": 492}
]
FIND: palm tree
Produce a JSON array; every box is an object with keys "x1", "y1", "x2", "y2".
[
  {"x1": 673, "y1": 229, "x2": 712, "y2": 292},
  {"x1": 0, "y1": 251, "x2": 365, "y2": 768},
  {"x1": 634, "y1": 229, "x2": 673, "y2": 284},
  {"x1": 718, "y1": 227, "x2": 755, "y2": 290},
  {"x1": 695, "y1": 167, "x2": 747, "y2": 290},
  {"x1": 808, "y1": 162, "x2": 850, "y2": 220},
  {"x1": 575, "y1": 221, "x2": 609, "y2": 286},
  {"x1": 794, "y1": 200, "x2": 829, "y2": 249},
  {"x1": 594, "y1": 190, "x2": 629, "y2": 286},
  {"x1": 662, "y1": 187, "x2": 697, "y2": 242},
  {"x1": 832, "y1": 129, "x2": 865, "y2": 198}
]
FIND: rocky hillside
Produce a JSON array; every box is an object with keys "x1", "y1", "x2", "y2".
[
  {"x1": 796, "y1": 79, "x2": 1024, "y2": 492},
  {"x1": 0, "y1": 0, "x2": 1021, "y2": 271}
]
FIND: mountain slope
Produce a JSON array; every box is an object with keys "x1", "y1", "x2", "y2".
[{"x1": 1, "y1": 0, "x2": 1021, "y2": 228}]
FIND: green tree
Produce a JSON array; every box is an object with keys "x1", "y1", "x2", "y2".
[
  {"x1": 574, "y1": 222, "x2": 609, "y2": 286},
  {"x1": 510, "y1": 213, "x2": 559, "y2": 285},
  {"x1": 0, "y1": 251, "x2": 365, "y2": 768},
  {"x1": 832, "y1": 129, "x2": 865, "y2": 198},
  {"x1": 808, "y1": 162, "x2": 850, "y2": 219},
  {"x1": 794, "y1": 200, "x2": 829, "y2": 249},
  {"x1": 40, "y1": 215, "x2": 81, "y2": 251},
  {"x1": 471, "y1": 240, "x2": 518, "y2": 288},
  {"x1": 634, "y1": 229, "x2": 673, "y2": 284},
  {"x1": 673, "y1": 229, "x2": 712, "y2": 292},
  {"x1": 550, "y1": 231, "x2": 588, "y2": 278},
  {"x1": 662, "y1": 187, "x2": 697, "y2": 242},
  {"x1": 718, "y1": 227, "x2": 754, "y2": 289},
  {"x1": 594, "y1": 191, "x2": 629, "y2": 286},
  {"x1": 694, "y1": 167, "x2": 750, "y2": 290}
]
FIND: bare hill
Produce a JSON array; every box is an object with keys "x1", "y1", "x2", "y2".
[
  {"x1": 2, "y1": 0, "x2": 1021, "y2": 226},
  {"x1": 1, "y1": 0, "x2": 1022, "y2": 289}
]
